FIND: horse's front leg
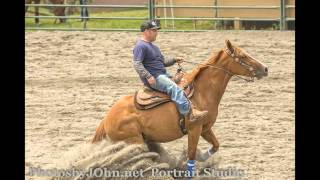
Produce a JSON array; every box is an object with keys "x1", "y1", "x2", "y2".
[
  {"x1": 198, "y1": 128, "x2": 219, "y2": 161},
  {"x1": 186, "y1": 122, "x2": 203, "y2": 177}
]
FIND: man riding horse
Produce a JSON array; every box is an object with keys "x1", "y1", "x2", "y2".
[
  {"x1": 133, "y1": 20, "x2": 208, "y2": 123},
  {"x1": 92, "y1": 20, "x2": 268, "y2": 178}
]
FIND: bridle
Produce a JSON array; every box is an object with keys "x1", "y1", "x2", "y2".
[
  {"x1": 181, "y1": 47, "x2": 257, "y2": 82},
  {"x1": 224, "y1": 47, "x2": 256, "y2": 80}
]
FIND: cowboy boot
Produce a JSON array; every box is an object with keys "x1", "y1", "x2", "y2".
[{"x1": 185, "y1": 106, "x2": 208, "y2": 122}]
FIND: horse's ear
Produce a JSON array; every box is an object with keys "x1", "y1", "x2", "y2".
[{"x1": 225, "y1": 39, "x2": 233, "y2": 52}]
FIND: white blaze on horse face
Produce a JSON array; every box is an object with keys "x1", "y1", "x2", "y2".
[
  {"x1": 241, "y1": 49, "x2": 268, "y2": 77},
  {"x1": 242, "y1": 49, "x2": 266, "y2": 68}
]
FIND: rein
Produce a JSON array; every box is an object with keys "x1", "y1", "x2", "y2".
[{"x1": 180, "y1": 57, "x2": 254, "y2": 82}]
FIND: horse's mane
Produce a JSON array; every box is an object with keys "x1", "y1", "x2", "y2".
[{"x1": 184, "y1": 49, "x2": 224, "y2": 83}]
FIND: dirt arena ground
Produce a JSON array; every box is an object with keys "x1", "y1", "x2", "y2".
[{"x1": 25, "y1": 30, "x2": 295, "y2": 179}]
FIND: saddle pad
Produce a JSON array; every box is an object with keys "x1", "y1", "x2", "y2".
[
  {"x1": 138, "y1": 90, "x2": 169, "y2": 100},
  {"x1": 136, "y1": 88, "x2": 170, "y2": 106},
  {"x1": 134, "y1": 84, "x2": 194, "y2": 110}
]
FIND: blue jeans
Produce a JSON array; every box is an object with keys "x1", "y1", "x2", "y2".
[{"x1": 150, "y1": 74, "x2": 190, "y2": 115}]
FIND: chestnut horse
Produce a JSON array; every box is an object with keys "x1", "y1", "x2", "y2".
[
  {"x1": 25, "y1": 0, "x2": 66, "y2": 24},
  {"x1": 92, "y1": 40, "x2": 268, "y2": 173}
]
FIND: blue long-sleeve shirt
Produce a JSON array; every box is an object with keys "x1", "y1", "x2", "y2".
[{"x1": 133, "y1": 39, "x2": 176, "y2": 87}]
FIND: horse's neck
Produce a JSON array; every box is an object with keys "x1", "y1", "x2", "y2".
[{"x1": 192, "y1": 64, "x2": 232, "y2": 111}]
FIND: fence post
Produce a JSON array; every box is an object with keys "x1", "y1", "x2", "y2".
[
  {"x1": 280, "y1": 0, "x2": 287, "y2": 30},
  {"x1": 148, "y1": 0, "x2": 155, "y2": 21},
  {"x1": 234, "y1": 17, "x2": 241, "y2": 30}
]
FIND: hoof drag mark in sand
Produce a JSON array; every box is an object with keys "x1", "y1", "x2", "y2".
[
  {"x1": 44, "y1": 140, "x2": 221, "y2": 180},
  {"x1": 41, "y1": 141, "x2": 171, "y2": 179}
]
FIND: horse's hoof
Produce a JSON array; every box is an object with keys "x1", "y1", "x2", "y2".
[{"x1": 186, "y1": 160, "x2": 196, "y2": 178}]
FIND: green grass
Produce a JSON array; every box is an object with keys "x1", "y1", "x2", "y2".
[
  {"x1": 25, "y1": 8, "x2": 284, "y2": 30},
  {"x1": 25, "y1": 9, "x2": 148, "y2": 29},
  {"x1": 160, "y1": 20, "x2": 215, "y2": 30},
  {"x1": 25, "y1": 8, "x2": 218, "y2": 30}
]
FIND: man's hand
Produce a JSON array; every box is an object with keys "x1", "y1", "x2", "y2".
[
  {"x1": 175, "y1": 57, "x2": 184, "y2": 64},
  {"x1": 147, "y1": 76, "x2": 156, "y2": 85}
]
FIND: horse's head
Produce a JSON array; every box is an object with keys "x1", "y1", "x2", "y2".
[{"x1": 223, "y1": 39, "x2": 268, "y2": 80}]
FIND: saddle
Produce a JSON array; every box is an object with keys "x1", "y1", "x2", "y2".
[
  {"x1": 133, "y1": 71, "x2": 193, "y2": 135},
  {"x1": 134, "y1": 71, "x2": 194, "y2": 110}
]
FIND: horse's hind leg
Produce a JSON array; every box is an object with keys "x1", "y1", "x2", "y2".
[
  {"x1": 34, "y1": 0, "x2": 40, "y2": 24},
  {"x1": 123, "y1": 134, "x2": 144, "y2": 144},
  {"x1": 35, "y1": 6, "x2": 39, "y2": 24},
  {"x1": 25, "y1": 6, "x2": 29, "y2": 14},
  {"x1": 146, "y1": 142, "x2": 183, "y2": 169}
]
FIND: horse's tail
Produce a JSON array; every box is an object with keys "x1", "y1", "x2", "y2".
[{"x1": 91, "y1": 121, "x2": 106, "y2": 143}]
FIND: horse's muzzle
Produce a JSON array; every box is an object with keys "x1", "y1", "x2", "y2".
[{"x1": 255, "y1": 65, "x2": 268, "y2": 79}]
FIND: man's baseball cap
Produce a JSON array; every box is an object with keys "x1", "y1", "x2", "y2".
[{"x1": 140, "y1": 20, "x2": 161, "y2": 32}]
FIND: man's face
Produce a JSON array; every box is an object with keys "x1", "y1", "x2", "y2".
[{"x1": 145, "y1": 28, "x2": 158, "y2": 41}]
